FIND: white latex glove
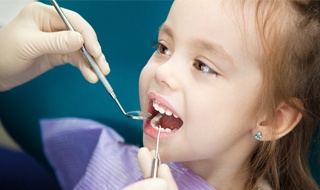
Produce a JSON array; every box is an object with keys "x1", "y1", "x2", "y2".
[
  {"x1": 122, "y1": 147, "x2": 179, "y2": 190},
  {"x1": 0, "y1": 2, "x2": 109, "y2": 91}
]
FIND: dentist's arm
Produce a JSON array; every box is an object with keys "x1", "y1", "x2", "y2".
[{"x1": 0, "y1": 2, "x2": 109, "y2": 91}]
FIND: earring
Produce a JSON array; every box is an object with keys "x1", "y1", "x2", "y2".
[{"x1": 254, "y1": 131, "x2": 262, "y2": 140}]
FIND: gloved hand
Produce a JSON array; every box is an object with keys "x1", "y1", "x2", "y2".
[
  {"x1": 122, "y1": 147, "x2": 178, "y2": 190},
  {"x1": 0, "y1": 2, "x2": 109, "y2": 91}
]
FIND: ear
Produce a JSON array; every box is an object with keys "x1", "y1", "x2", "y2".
[{"x1": 252, "y1": 100, "x2": 303, "y2": 141}]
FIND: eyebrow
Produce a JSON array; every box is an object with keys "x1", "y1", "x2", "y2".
[
  {"x1": 159, "y1": 24, "x2": 174, "y2": 39},
  {"x1": 159, "y1": 24, "x2": 234, "y2": 65}
]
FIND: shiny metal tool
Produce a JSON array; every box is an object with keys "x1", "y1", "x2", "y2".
[
  {"x1": 151, "y1": 127, "x2": 161, "y2": 178},
  {"x1": 50, "y1": 0, "x2": 151, "y2": 120}
]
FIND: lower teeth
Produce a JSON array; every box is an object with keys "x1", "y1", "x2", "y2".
[
  {"x1": 154, "y1": 126, "x2": 172, "y2": 132},
  {"x1": 150, "y1": 113, "x2": 173, "y2": 133}
]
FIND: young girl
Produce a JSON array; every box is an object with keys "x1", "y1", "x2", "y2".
[{"x1": 41, "y1": 0, "x2": 320, "y2": 189}]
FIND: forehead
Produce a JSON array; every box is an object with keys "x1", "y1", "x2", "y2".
[{"x1": 165, "y1": 0, "x2": 262, "y2": 66}]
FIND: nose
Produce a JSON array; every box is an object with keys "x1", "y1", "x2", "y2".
[{"x1": 154, "y1": 56, "x2": 181, "y2": 90}]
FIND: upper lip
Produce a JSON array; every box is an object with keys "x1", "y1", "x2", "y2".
[{"x1": 148, "y1": 92, "x2": 180, "y2": 118}]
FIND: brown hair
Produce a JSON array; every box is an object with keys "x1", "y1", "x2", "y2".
[{"x1": 244, "y1": 0, "x2": 320, "y2": 189}]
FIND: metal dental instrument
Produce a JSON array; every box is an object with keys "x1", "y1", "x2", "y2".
[
  {"x1": 151, "y1": 127, "x2": 161, "y2": 178},
  {"x1": 50, "y1": 0, "x2": 151, "y2": 120}
]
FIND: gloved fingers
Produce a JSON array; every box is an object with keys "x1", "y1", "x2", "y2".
[
  {"x1": 137, "y1": 147, "x2": 154, "y2": 178},
  {"x1": 64, "y1": 10, "x2": 103, "y2": 59},
  {"x1": 96, "y1": 53, "x2": 110, "y2": 75},
  {"x1": 24, "y1": 2, "x2": 68, "y2": 31},
  {"x1": 42, "y1": 53, "x2": 99, "y2": 84},
  {"x1": 121, "y1": 178, "x2": 168, "y2": 190},
  {"x1": 39, "y1": 30, "x2": 109, "y2": 78},
  {"x1": 69, "y1": 51, "x2": 99, "y2": 83},
  {"x1": 65, "y1": 11, "x2": 102, "y2": 59},
  {"x1": 42, "y1": 2, "x2": 103, "y2": 59},
  {"x1": 77, "y1": 59, "x2": 99, "y2": 84},
  {"x1": 158, "y1": 164, "x2": 179, "y2": 190},
  {"x1": 29, "y1": 2, "x2": 109, "y2": 75},
  {"x1": 30, "y1": 30, "x2": 109, "y2": 83},
  {"x1": 22, "y1": 2, "x2": 104, "y2": 60},
  {"x1": 30, "y1": 31, "x2": 83, "y2": 56},
  {"x1": 137, "y1": 148, "x2": 178, "y2": 190},
  {"x1": 70, "y1": 49, "x2": 111, "y2": 83},
  {"x1": 27, "y1": 2, "x2": 91, "y2": 36},
  {"x1": 48, "y1": 6, "x2": 110, "y2": 77}
]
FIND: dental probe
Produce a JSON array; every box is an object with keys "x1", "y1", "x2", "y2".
[
  {"x1": 50, "y1": 0, "x2": 151, "y2": 120},
  {"x1": 151, "y1": 127, "x2": 161, "y2": 178}
]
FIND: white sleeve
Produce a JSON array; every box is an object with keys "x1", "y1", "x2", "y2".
[{"x1": 0, "y1": 0, "x2": 35, "y2": 27}]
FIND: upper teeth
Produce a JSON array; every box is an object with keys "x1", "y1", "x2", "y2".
[{"x1": 153, "y1": 101, "x2": 179, "y2": 118}]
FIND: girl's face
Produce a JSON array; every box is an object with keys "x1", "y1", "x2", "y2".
[{"x1": 139, "y1": 0, "x2": 262, "y2": 175}]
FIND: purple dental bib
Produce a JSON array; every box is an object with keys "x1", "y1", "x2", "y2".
[{"x1": 41, "y1": 117, "x2": 215, "y2": 190}]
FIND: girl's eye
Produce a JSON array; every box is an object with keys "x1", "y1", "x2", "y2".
[
  {"x1": 193, "y1": 59, "x2": 218, "y2": 75},
  {"x1": 154, "y1": 42, "x2": 171, "y2": 56}
]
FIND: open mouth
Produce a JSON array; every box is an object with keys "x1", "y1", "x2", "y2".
[{"x1": 148, "y1": 100, "x2": 183, "y2": 133}]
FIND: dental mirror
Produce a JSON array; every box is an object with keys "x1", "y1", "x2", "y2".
[
  {"x1": 112, "y1": 97, "x2": 151, "y2": 120},
  {"x1": 50, "y1": 0, "x2": 151, "y2": 120},
  {"x1": 126, "y1": 111, "x2": 152, "y2": 120}
]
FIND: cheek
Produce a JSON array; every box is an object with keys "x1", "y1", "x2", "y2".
[
  {"x1": 139, "y1": 63, "x2": 153, "y2": 90},
  {"x1": 184, "y1": 83, "x2": 258, "y2": 135},
  {"x1": 139, "y1": 63, "x2": 154, "y2": 108}
]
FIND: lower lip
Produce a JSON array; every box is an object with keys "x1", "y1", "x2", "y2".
[{"x1": 143, "y1": 119, "x2": 178, "y2": 139}]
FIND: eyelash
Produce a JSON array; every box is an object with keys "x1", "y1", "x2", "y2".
[
  {"x1": 152, "y1": 41, "x2": 218, "y2": 76},
  {"x1": 153, "y1": 41, "x2": 171, "y2": 55},
  {"x1": 193, "y1": 59, "x2": 218, "y2": 76}
]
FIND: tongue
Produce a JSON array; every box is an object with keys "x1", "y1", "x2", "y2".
[{"x1": 161, "y1": 114, "x2": 183, "y2": 130}]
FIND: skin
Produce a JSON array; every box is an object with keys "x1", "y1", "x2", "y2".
[{"x1": 139, "y1": 0, "x2": 264, "y2": 189}]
